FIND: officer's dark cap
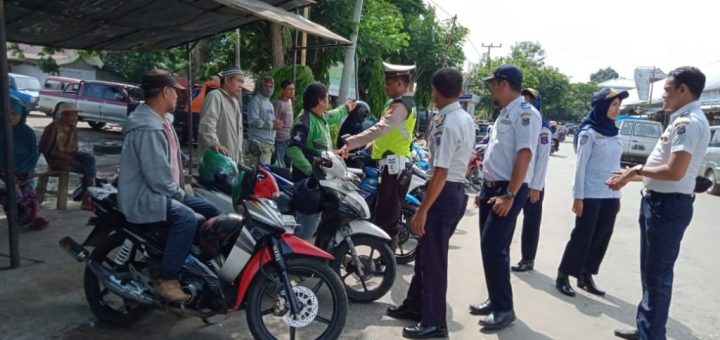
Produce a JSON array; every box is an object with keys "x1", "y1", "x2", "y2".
[{"x1": 483, "y1": 64, "x2": 523, "y2": 87}]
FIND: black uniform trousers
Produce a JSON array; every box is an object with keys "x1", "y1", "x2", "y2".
[
  {"x1": 375, "y1": 167, "x2": 411, "y2": 238},
  {"x1": 519, "y1": 189, "x2": 545, "y2": 261},
  {"x1": 479, "y1": 182, "x2": 529, "y2": 313},
  {"x1": 402, "y1": 182, "x2": 467, "y2": 328},
  {"x1": 558, "y1": 198, "x2": 620, "y2": 277}
]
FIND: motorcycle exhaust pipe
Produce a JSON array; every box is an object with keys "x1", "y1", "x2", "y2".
[
  {"x1": 87, "y1": 260, "x2": 161, "y2": 307},
  {"x1": 59, "y1": 237, "x2": 90, "y2": 262}
]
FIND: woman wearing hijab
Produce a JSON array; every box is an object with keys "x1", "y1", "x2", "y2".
[
  {"x1": 556, "y1": 87, "x2": 628, "y2": 297},
  {"x1": 0, "y1": 97, "x2": 49, "y2": 229}
]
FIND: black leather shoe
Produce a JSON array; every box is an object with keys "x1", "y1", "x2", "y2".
[
  {"x1": 614, "y1": 328, "x2": 639, "y2": 339},
  {"x1": 479, "y1": 310, "x2": 516, "y2": 330},
  {"x1": 402, "y1": 323, "x2": 448, "y2": 339},
  {"x1": 511, "y1": 260, "x2": 534, "y2": 272},
  {"x1": 556, "y1": 276, "x2": 576, "y2": 297},
  {"x1": 387, "y1": 305, "x2": 422, "y2": 322},
  {"x1": 468, "y1": 299, "x2": 492, "y2": 315},
  {"x1": 578, "y1": 273, "x2": 606, "y2": 296}
]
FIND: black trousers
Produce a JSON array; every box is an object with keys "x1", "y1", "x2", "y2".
[
  {"x1": 519, "y1": 189, "x2": 545, "y2": 261},
  {"x1": 402, "y1": 182, "x2": 467, "y2": 328},
  {"x1": 479, "y1": 183, "x2": 529, "y2": 313},
  {"x1": 374, "y1": 167, "x2": 411, "y2": 237},
  {"x1": 558, "y1": 198, "x2": 620, "y2": 277}
]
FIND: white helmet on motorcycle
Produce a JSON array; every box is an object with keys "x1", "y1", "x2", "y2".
[{"x1": 320, "y1": 151, "x2": 347, "y2": 180}]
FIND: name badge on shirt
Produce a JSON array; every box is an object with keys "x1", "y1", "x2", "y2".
[
  {"x1": 386, "y1": 155, "x2": 400, "y2": 175},
  {"x1": 500, "y1": 119, "x2": 512, "y2": 125}
]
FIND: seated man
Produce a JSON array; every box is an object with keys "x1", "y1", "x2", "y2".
[
  {"x1": 118, "y1": 69, "x2": 221, "y2": 303},
  {"x1": 40, "y1": 103, "x2": 97, "y2": 210}
]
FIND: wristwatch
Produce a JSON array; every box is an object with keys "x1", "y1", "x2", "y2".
[
  {"x1": 633, "y1": 164, "x2": 644, "y2": 176},
  {"x1": 503, "y1": 190, "x2": 515, "y2": 200}
]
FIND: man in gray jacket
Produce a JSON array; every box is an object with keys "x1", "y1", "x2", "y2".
[
  {"x1": 118, "y1": 69, "x2": 221, "y2": 303},
  {"x1": 246, "y1": 76, "x2": 282, "y2": 165}
]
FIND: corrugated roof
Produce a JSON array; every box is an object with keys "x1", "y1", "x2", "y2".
[{"x1": 4, "y1": 0, "x2": 349, "y2": 50}]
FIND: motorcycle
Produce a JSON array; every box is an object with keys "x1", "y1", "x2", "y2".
[
  {"x1": 60, "y1": 166, "x2": 348, "y2": 339},
  {"x1": 199, "y1": 152, "x2": 397, "y2": 303},
  {"x1": 345, "y1": 150, "x2": 424, "y2": 265},
  {"x1": 551, "y1": 138, "x2": 560, "y2": 154},
  {"x1": 466, "y1": 144, "x2": 486, "y2": 194}
]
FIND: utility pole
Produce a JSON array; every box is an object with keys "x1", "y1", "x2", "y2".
[
  {"x1": 300, "y1": 7, "x2": 309, "y2": 65},
  {"x1": 440, "y1": 15, "x2": 458, "y2": 68},
  {"x1": 482, "y1": 42, "x2": 502, "y2": 65},
  {"x1": 338, "y1": 0, "x2": 364, "y2": 103},
  {"x1": 235, "y1": 28, "x2": 241, "y2": 68}
]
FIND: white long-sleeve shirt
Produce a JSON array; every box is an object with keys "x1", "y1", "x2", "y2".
[
  {"x1": 529, "y1": 125, "x2": 552, "y2": 190},
  {"x1": 572, "y1": 127, "x2": 622, "y2": 199}
]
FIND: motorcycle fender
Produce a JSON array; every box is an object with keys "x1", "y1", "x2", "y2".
[
  {"x1": 334, "y1": 219, "x2": 391, "y2": 245},
  {"x1": 232, "y1": 234, "x2": 334, "y2": 310},
  {"x1": 404, "y1": 194, "x2": 421, "y2": 206},
  {"x1": 82, "y1": 216, "x2": 116, "y2": 247}
]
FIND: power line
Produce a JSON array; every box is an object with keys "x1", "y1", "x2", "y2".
[
  {"x1": 466, "y1": 39, "x2": 483, "y2": 60},
  {"x1": 426, "y1": 0, "x2": 453, "y2": 19}
]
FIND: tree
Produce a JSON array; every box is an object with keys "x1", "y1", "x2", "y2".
[{"x1": 590, "y1": 67, "x2": 619, "y2": 83}]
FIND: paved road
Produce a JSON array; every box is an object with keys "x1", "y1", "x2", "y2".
[{"x1": 2, "y1": 137, "x2": 718, "y2": 339}]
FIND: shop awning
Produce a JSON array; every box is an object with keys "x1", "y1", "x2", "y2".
[{"x1": 4, "y1": 0, "x2": 350, "y2": 51}]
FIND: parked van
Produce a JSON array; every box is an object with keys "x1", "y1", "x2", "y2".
[
  {"x1": 8, "y1": 73, "x2": 41, "y2": 111},
  {"x1": 700, "y1": 126, "x2": 720, "y2": 195},
  {"x1": 617, "y1": 119, "x2": 663, "y2": 164}
]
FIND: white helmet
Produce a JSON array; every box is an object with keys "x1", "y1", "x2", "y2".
[{"x1": 320, "y1": 151, "x2": 348, "y2": 180}]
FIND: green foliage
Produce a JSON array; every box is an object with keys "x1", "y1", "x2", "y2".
[
  {"x1": 97, "y1": 48, "x2": 187, "y2": 83},
  {"x1": 467, "y1": 41, "x2": 594, "y2": 121},
  {"x1": 366, "y1": 58, "x2": 387, "y2": 118},
  {"x1": 8, "y1": 43, "x2": 63, "y2": 75},
  {"x1": 270, "y1": 65, "x2": 315, "y2": 115},
  {"x1": 590, "y1": 67, "x2": 619, "y2": 83}
]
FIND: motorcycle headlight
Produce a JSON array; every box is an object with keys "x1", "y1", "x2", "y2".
[{"x1": 327, "y1": 187, "x2": 369, "y2": 219}]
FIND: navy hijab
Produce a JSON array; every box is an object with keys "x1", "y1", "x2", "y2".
[
  {"x1": 573, "y1": 88, "x2": 627, "y2": 150},
  {"x1": 0, "y1": 97, "x2": 39, "y2": 175},
  {"x1": 522, "y1": 88, "x2": 550, "y2": 130}
]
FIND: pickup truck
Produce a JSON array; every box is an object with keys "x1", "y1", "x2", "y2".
[
  {"x1": 39, "y1": 79, "x2": 143, "y2": 130},
  {"x1": 38, "y1": 76, "x2": 81, "y2": 116}
]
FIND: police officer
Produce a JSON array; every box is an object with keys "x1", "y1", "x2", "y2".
[
  {"x1": 609, "y1": 67, "x2": 710, "y2": 340},
  {"x1": 468, "y1": 64, "x2": 541, "y2": 331},
  {"x1": 385, "y1": 68, "x2": 474, "y2": 339},
  {"x1": 511, "y1": 88, "x2": 551, "y2": 272},
  {"x1": 556, "y1": 87, "x2": 628, "y2": 298},
  {"x1": 338, "y1": 62, "x2": 417, "y2": 249}
]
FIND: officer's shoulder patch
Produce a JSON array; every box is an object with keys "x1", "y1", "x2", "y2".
[
  {"x1": 522, "y1": 117, "x2": 530, "y2": 126},
  {"x1": 520, "y1": 102, "x2": 531, "y2": 109},
  {"x1": 520, "y1": 112, "x2": 532, "y2": 118},
  {"x1": 540, "y1": 133, "x2": 549, "y2": 145},
  {"x1": 579, "y1": 134, "x2": 589, "y2": 145},
  {"x1": 434, "y1": 114, "x2": 446, "y2": 127},
  {"x1": 677, "y1": 125, "x2": 687, "y2": 134}
]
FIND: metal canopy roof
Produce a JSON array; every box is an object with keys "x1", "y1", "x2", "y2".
[{"x1": 4, "y1": 0, "x2": 350, "y2": 50}]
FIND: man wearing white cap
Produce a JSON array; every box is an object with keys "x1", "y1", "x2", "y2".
[
  {"x1": 198, "y1": 67, "x2": 245, "y2": 164},
  {"x1": 338, "y1": 62, "x2": 418, "y2": 250}
]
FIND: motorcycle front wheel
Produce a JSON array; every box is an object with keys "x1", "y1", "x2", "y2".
[
  {"x1": 246, "y1": 257, "x2": 348, "y2": 340},
  {"x1": 395, "y1": 205, "x2": 420, "y2": 265},
  {"x1": 331, "y1": 235, "x2": 397, "y2": 302}
]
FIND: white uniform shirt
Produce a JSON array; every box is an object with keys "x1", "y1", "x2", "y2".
[
  {"x1": 529, "y1": 125, "x2": 552, "y2": 190},
  {"x1": 644, "y1": 101, "x2": 710, "y2": 194},
  {"x1": 482, "y1": 96, "x2": 542, "y2": 183},
  {"x1": 572, "y1": 127, "x2": 622, "y2": 199},
  {"x1": 428, "y1": 102, "x2": 475, "y2": 183}
]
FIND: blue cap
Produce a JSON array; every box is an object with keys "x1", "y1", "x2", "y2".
[
  {"x1": 591, "y1": 87, "x2": 629, "y2": 105},
  {"x1": 483, "y1": 64, "x2": 523, "y2": 86}
]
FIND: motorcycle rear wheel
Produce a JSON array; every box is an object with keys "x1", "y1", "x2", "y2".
[
  {"x1": 395, "y1": 205, "x2": 419, "y2": 265},
  {"x1": 246, "y1": 257, "x2": 348, "y2": 340},
  {"x1": 84, "y1": 234, "x2": 151, "y2": 327}
]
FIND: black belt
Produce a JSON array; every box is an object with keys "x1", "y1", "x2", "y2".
[
  {"x1": 444, "y1": 182, "x2": 465, "y2": 189},
  {"x1": 645, "y1": 190, "x2": 693, "y2": 199},
  {"x1": 483, "y1": 180, "x2": 509, "y2": 188}
]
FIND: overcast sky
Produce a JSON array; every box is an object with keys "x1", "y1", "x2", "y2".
[{"x1": 427, "y1": 0, "x2": 720, "y2": 83}]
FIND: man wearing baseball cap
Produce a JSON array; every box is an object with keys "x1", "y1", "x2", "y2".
[
  {"x1": 199, "y1": 67, "x2": 246, "y2": 164},
  {"x1": 468, "y1": 64, "x2": 541, "y2": 331},
  {"x1": 118, "y1": 69, "x2": 221, "y2": 303}
]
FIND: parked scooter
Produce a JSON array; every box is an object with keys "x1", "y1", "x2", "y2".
[
  {"x1": 466, "y1": 143, "x2": 486, "y2": 194},
  {"x1": 60, "y1": 168, "x2": 348, "y2": 339}
]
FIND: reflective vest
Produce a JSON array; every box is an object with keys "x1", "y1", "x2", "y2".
[{"x1": 372, "y1": 96, "x2": 417, "y2": 160}]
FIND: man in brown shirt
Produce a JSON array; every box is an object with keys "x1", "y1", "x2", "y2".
[
  {"x1": 39, "y1": 103, "x2": 96, "y2": 210},
  {"x1": 273, "y1": 80, "x2": 295, "y2": 167}
]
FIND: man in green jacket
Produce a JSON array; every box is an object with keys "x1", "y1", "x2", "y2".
[{"x1": 286, "y1": 82, "x2": 356, "y2": 238}]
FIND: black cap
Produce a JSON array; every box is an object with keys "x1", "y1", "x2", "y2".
[
  {"x1": 141, "y1": 69, "x2": 185, "y2": 92},
  {"x1": 483, "y1": 64, "x2": 523, "y2": 87},
  {"x1": 591, "y1": 87, "x2": 629, "y2": 105}
]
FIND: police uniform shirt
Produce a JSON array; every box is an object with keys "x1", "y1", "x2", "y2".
[
  {"x1": 644, "y1": 100, "x2": 711, "y2": 195},
  {"x1": 482, "y1": 96, "x2": 542, "y2": 183},
  {"x1": 529, "y1": 125, "x2": 552, "y2": 190},
  {"x1": 428, "y1": 102, "x2": 475, "y2": 183},
  {"x1": 572, "y1": 127, "x2": 622, "y2": 199}
]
